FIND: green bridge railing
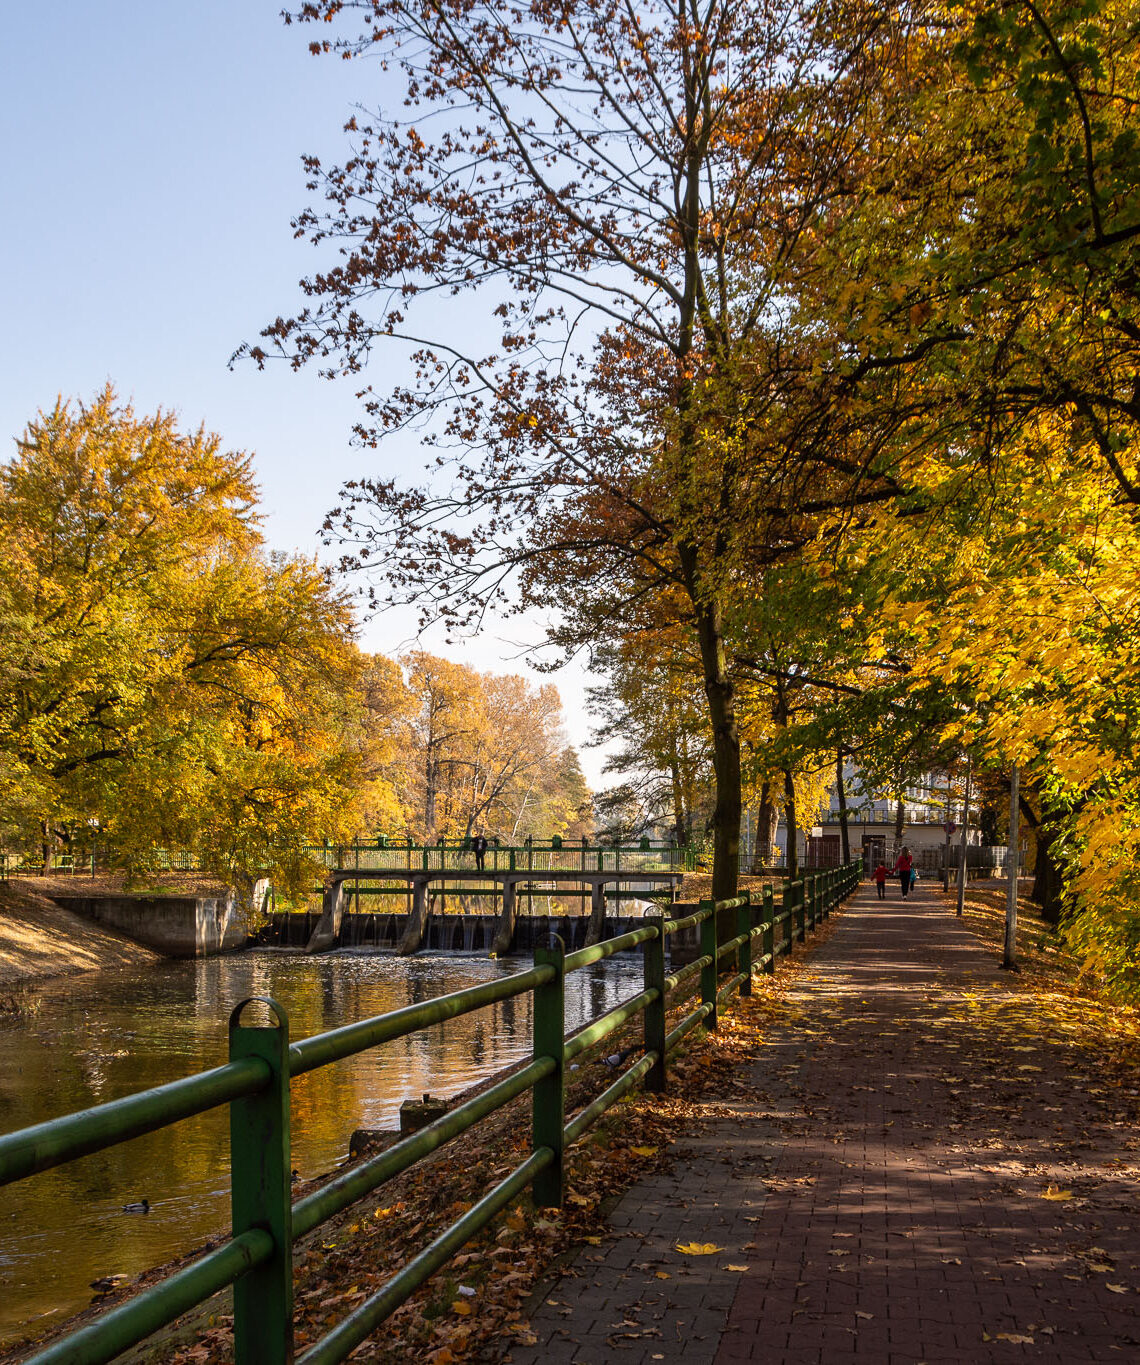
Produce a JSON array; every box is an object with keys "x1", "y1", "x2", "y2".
[
  {"x1": 0, "y1": 838, "x2": 697, "y2": 880},
  {"x1": 0, "y1": 862, "x2": 862, "y2": 1364},
  {"x1": 309, "y1": 836, "x2": 694, "y2": 876}
]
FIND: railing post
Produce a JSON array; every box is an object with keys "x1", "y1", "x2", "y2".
[
  {"x1": 228, "y1": 997, "x2": 293, "y2": 1365},
  {"x1": 532, "y1": 935, "x2": 566, "y2": 1207},
  {"x1": 795, "y1": 879, "x2": 806, "y2": 944},
  {"x1": 782, "y1": 881, "x2": 794, "y2": 956},
  {"x1": 643, "y1": 916, "x2": 667, "y2": 1090},
  {"x1": 762, "y1": 886, "x2": 775, "y2": 973},
  {"x1": 699, "y1": 899, "x2": 718, "y2": 1030},
  {"x1": 736, "y1": 892, "x2": 752, "y2": 996}
]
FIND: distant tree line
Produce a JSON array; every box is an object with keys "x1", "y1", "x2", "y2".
[{"x1": 0, "y1": 391, "x2": 590, "y2": 891}]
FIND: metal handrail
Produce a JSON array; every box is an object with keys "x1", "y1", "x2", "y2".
[{"x1": 2, "y1": 862, "x2": 863, "y2": 1364}]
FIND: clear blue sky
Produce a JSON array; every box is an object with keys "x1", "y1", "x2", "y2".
[{"x1": 1, "y1": 2, "x2": 605, "y2": 781}]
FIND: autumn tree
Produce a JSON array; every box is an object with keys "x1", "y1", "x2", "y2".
[
  {"x1": 0, "y1": 389, "x2": 367, "y2": 891},
  {"x1": 395, "y1": 651, "x2": 587, "y2": 840},
  {"x1": 252, "y1": 0, "x2": 896, "y2": 901},
  {"x1": 587, "y1": 632, "x2": 712, "y2": 845}
]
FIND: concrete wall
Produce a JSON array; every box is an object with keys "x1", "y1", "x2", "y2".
[{"x1": 49, "y1": 880, "x2": 269, "y2": 958}]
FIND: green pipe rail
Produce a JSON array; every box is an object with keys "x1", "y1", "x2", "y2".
[
  {"x1": 311, "y1": 837, "x2": 693, "y2": 876},
  {"x1": 0, "y1": 861, "x2": 862, "y2": 1364}
]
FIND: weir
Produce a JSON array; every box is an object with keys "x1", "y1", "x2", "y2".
[
  {"x1": 300, "y1": 840, "x2": 688, "y2": 956},
  {"x1": 259, "y1": 910, "x2": 682, "y2": 955},
  {"x1": 304, "y1": 870, "x2": 683, "y2": 955}
]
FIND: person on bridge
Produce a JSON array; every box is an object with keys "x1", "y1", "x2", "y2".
[
  {"x1": 894, "y1": 847, "x2": 914, "y2": 899},
  {"x1": 472, "y1": 832, "x2": 489, "y2": 871},
  {"x1": 873, "y1": 861, "x2": 889, "y2": 900}
]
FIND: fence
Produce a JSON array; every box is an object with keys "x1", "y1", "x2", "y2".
[
  {"x1": 308, "y1": 838, "x2": 694, "y2": 876},
  {"x1": 0, "y1": 862, "x2": 861, "y2": 1364},
  {"x1": 0, "y1": 839, "x2": 697, "y2": 883}
]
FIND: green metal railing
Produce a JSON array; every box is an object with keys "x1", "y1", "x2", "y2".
[
  {"x1": 307, "y1": 837, "x2": 694, "y2": 876},
  {"x1": 6, "y1": 838, "x2": 698, "y2": 881},
  {"x1": 0, "y1": 862, "x2": 861, "y2": 1364}
]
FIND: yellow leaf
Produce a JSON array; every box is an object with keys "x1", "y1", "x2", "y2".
[
  {"x1": 631, "y1": 1146, "x2": 658, "y2": 1157},
  {"x1": 583, "y1": 1236, "x2": 602, "y2": 1246},
  {"x1": 1041, "y1": 1186, "x2": 1073, "y2": 1201},
  {"x1": 1107, "y1": 1284, "x2": 1129, "y2": 1294},
  {"x1": 675, "y1": 1242, "x2": 723, "y2": 1255},
  {"x1": 654, "y1": 1271, "x2": 671, "y2": 1280},
  {"x1": 721, "y1": 1264, "x2": 749, "y2": 1272},
  {"x1": 451, "y1": 1301, "x2": 473, "y2": 1316}
]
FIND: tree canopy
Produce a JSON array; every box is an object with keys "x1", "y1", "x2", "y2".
[{"x1": 0, "y1": 389, "x2": 365, "y2": 890}]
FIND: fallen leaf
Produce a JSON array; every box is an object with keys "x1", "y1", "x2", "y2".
[
  {"x1": 451, "y1": 1301, "x2": 473, "y2": 1316},
  {"x1": 995, "y1": 1333, "x2": 1034, "y2": 1344},
  {"x1": 654, "y1": 1271, "x2": 671, "y2": 1280},
  {"x1": 855, "y1": 1311, "x2": 874, "y2": 1320},
  {"x1": 721, "y1": 1264, "x2": 749, "y2": 1272},
  {"x1": 675, "y1": 1242, "x2": 723, "y2": 1255},
  {"x1": 631, "y1": 1146, "x2": 659, "y2": 1157},
  {"x1": 1106, "y1": 1284, "x2": 1129, "y2": 1294},
  {"x1": 1040, "y1": 1186, "x2": 1073, "y2": 1201}
]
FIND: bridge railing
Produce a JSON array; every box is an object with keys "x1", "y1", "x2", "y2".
[
  {"x1": 307, "y1": 838, "x2": 693, "y2": 876},
  {"x1": 0, "y1": 861, "x2": 862, "y2": 1365}
]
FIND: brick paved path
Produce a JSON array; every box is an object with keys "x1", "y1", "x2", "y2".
[{"x1": 508, "y1": 881, "x2": 1140, "y2": 1364}]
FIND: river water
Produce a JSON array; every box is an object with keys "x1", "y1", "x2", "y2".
[{"x1": 0, "y1": 948, "x2": 644, "y2": 1345}]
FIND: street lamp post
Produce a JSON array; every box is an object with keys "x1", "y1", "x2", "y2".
[{"x1": 1002, "y1": 763, "x2": 1020, "y2": 971}]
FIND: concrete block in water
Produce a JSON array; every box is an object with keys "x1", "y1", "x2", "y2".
[{"x1": 399, "y1": 1092, "x2": 450, "y2": 1134}]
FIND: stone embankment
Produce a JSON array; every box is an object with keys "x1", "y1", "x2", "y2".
[{"x1": 0, "y1": 880, "x2": 158, "y2": 994}]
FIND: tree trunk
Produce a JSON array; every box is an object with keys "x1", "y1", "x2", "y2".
[
  {"x1": 894, "y1": 794, "x2": 905, "y2": 842},
  {"x1": 1019, "y1": 787, "x2": 1063, "y2": 927},
  {"x1": 835, "y1": 749, "x2": 850, "y2": 865},
  {"x1": 693, "y1": 598, "x2": 740, "y2": 904},
  {"x1": 669, "y1": 740, "x2": 688, "y2": 846},
  {"x1": 1030, "y1": 823, "x2": 1064, "y2": 926},
  {"x1": 755, "y1": 781, "x2": 776, "y2": 871},
  {"x1": 784, "y1": 769, "x2": 798, "y2": 879}
]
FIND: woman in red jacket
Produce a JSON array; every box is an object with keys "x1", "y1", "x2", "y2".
[{"x1": 894, "y1": 847, "x2": 914, "y2": 899}]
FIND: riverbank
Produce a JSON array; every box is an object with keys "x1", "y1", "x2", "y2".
[{"x1": 0, "y1": 881, "x2": 159, "y2": 995}]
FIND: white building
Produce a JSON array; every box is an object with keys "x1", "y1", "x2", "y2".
[{"x1": 770, "y1": 765, "x2": 982, "y2": 869}]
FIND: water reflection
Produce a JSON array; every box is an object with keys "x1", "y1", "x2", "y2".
[{"x1": 0, "y1": 949, "x2": 642, "y2": 1344}]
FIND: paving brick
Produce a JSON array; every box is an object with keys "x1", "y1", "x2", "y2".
[{"x1": 503, "y1": 883, "x2": 1140, "y2": 1365}]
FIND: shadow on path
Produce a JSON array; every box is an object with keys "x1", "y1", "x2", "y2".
[{"x1": 508, "y1": 881, "x2": 1140, "y2": 1364}]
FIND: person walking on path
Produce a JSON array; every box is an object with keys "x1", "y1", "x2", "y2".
[
  {"x1": 894, "y1": 845, "x2": 914, "y2": 898},
  {"x1": 872, "y1": 860, "x2": 889, "y2": 899},
  {"x1": 472, "y1": 832, "x2": 488, "y2": 872}
]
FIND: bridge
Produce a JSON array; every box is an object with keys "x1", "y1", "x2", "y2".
[{"x1": 304, "y1": 838, "x2": 690, "y2": 955}]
